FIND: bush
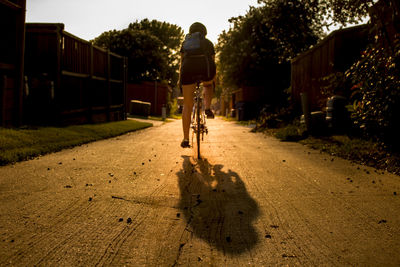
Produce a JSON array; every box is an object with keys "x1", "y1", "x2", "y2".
[
  {"x1": 168, "y1": 98, "x2": 179, "y2": 116},
  {"x1": 346, "y1": 38, "x2": 400, "y2": 150},
  {"x1": 274, "y1": 120, "x2": 307, "y2": 141},
  {"x1": 255, "y1": 105, "x2": 297, "y2": 131}
]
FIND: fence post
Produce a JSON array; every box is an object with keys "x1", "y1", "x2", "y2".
[
  {"x1": 123, "y1": 57, "x2": 127, "y2": 120},
  {"x1": 15, "y1": 0, "x2": 26, "y2": 126},
  {"x1": 301, "y1": 92, "x2": 311, "y2": 132},
  {"x1": 162, "y1": 104, "x2": 166, "y2": 120},
  {"x1": 88, "y1": 43, "x2": 94, "y2": 123},
  {"x1": 0, "y1": 75, "x2": 5, "y2": 126},
  {"x1": 154, "y1": 80, "x2": 158, "y2": 115},
  {"x1": 107, "y1": 50, "x2": 111, "y2": 121}
]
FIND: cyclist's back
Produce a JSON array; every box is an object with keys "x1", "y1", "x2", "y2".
[{"x1": 180, "y1": 28, "x2": 216, "y2": 85}]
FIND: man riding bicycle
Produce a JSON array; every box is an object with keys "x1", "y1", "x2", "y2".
[{"x1": 179, "y1": 22, "x2": 216, "y2": 148}]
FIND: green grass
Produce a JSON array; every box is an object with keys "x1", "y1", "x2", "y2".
[
  {"x1": 127, "y1": 114, "x2": 176, "y2": 122},
  {"x1": 236, "y1": 120, "x2": 257, "y2": 126},
  {"x1": 169, "y1": 114, "x2": 182, "y2": 120},
  {"x1": 220, "y1": 116, "x2": 237, "y2": 122},
  {"x1": 0, "y1": 120, "x2": 152, "y2": 166},
  {"x1": 127, "y1": 115, "x2": 163, "y2": 121}
]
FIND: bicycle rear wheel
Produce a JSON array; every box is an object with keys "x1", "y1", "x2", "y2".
[{"x1": 196, "y1": 95, "x2": 201, "y2": 159}]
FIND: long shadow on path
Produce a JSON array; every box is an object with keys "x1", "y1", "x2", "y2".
[{"x1": 177, "y1": 156, "x2": 260, "y2": 255}]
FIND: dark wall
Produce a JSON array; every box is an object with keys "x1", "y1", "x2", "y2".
[{"x1": 126, "y1": 81, "x2": 170, "y2": 116}]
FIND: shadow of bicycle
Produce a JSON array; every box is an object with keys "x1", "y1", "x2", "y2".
[{"x1": 177, "y1": 156, "x2": 260, "y2": 255}]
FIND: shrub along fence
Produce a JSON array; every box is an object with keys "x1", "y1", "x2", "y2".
[{"x1": 24, "y1": 23, "x2": 127, "y2": 125}]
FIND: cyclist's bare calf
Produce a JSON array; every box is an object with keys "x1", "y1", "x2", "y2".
[
  {"x1": 202, "y1": 80, "x2": 213, "y2": 111},
  {"x1": 182, "y1": 84, "x2": 195, "y2": 142}
]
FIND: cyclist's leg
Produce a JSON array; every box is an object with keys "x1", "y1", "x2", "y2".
[
  {"x1": 203, "y1": 79, "x2": 214, "y2": 110},
  {"x1": 182, "y1": 83, "x2": 195, "y2": 140},
  {"x1": 203, "y1": 79, "x2": 215, "y2": 118}
]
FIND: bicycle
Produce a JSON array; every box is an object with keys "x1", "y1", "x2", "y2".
[{"x1": 191, "y1": 81, "x2": 208, "y2": 159}]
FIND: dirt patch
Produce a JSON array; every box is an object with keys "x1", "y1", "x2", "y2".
[
  {"x1": 259, "y1": 128, "x2": 400, "y2": 176},
  {"x1": 300, "y1": 135, "x2": 400, "y2": 175}
]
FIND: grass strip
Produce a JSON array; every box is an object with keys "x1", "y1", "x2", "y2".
[
  {"x1": 0, "y1": 120, "x2": 152, "y2": 166},
  {"x1": 127, "y1": 114, "x2": 176, "y2": 122}
]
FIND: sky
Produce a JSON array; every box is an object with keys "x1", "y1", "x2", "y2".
[{"x1": 26, "y1": 0, "x2": 261, "y2": 44}]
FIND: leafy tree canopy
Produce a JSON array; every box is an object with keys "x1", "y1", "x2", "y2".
[
  {"x1": 92, "y1": 19, "x2": 184, "y2": 84},
  {"x1": 257, "y1": 0, "x2": 375, "y2": 28},
  {"x1": 318, "y1": 0, "x2": 375, "y2": 26},
  {"x1": 217, "y1": 0, "x2": 322, "y2": 106}
]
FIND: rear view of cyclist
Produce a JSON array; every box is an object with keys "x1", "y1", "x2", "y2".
[{"x1": 179, "y1": 22, "x2": 216, "y2": 148}]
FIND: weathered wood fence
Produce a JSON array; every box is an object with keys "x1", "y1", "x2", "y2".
[
  {"x1": 291, "y1": 25, "x2": 369, "y2": 112},
  {"x1": 126, "y1": 81, "x2": 170, "y2": 116},
  {"x1": 24, "y1": 23, "x2": 127, "y2": 125},
  {"x1": 0, "y1": 0, "x2": 26, "y2": 127}
]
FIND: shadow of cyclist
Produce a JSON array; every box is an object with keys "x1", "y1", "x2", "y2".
[{"x1": 177, "y1": 156, "x2": 260, "y2": 255}]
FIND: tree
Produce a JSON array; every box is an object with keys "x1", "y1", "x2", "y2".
[
  {"x1": 319, "y1": 0, "x2": 375, "y2": 26},
  {"x1": 128, "y1": 19, "x2": 184, "y2": 84},
  {"x1": 257, "y1": 0, "x2": 375, "y2": 28},
  {"x1": 92, "y1": 19, "x2": 184, "y2": 85},
  {"x1": 217, "y1": 0, "x2": 322, "y2": 108}
]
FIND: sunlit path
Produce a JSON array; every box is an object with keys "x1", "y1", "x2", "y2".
[{"x1": 1, "y1": 118, "x2": 399, "y2": 266}]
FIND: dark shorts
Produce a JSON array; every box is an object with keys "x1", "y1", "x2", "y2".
[{"x1": 180, "y1": 56, "x2": 216, "y2": 85}]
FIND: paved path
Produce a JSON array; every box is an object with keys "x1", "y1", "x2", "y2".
[{"x1": 0, "y1": 118, "x2": 400, "y2": 266}]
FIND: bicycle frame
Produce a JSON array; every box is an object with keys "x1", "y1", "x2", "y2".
[{"x1": 191, "y1": 82, "x2": 208, "y2": 159}]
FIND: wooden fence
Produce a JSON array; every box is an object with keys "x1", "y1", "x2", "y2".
[
  {"x1": 291, "y1": 25, "x2": 369, "y2": 112},
  {"x1": 126, "y1": 81, "x2": 170, "y2": 116},
  {"x1": 24, "y1": 23, "x2": 127, "y2": 125},
  {"x1": 0, "y1": 0, "x2": 26, "y2": 127}
]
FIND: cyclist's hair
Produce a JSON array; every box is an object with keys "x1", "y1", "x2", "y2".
[{"x1": 189, "y1": 22, "x2": 207, "y2": 36}]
